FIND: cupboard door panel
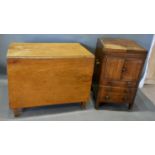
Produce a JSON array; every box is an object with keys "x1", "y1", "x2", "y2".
[
  {"x1": 122, "y1": 58, "x2": 143, "y2": 81},
  {"x1": 104, "y1": 57, "x2": 124, "y2": 80}
]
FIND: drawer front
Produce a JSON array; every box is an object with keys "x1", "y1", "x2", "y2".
[
  {"x1": 101, "y1": 80, "x2": 137, "y2": 88},
  {"x1": 101, "y1": 86, "x2": 135, "y2": 94},
  {"x1": 98, "y1": 86, "x2": 136, "y2": 104},
  {"x1": 101, "y1": 94, "x2": 129, "y2": 104}
]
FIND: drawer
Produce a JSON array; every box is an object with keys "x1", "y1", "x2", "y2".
[
  {"x1": 101, "y1": 80, "x2": 137, "y2": 88},
  {"x1": 98, "y1": 86, "x2": 136, "y2": 104},
  {"x1": 101, "y1": 94, "x2": 129, "y2": 104},
  {"x1": 100, "y1": 86, "x2": 135, "y2": 94}
]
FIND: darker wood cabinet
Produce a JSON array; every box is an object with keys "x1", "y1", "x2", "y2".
[{"x1": 93, "y1": 38, "x2": 147, "y2": 110}]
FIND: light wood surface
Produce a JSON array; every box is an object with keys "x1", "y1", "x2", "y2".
[
  {"x1": 7, "y1": 43, "x2": 93, "y2": 58},
  {"x1": 8, "y1": 58, "x2": 94, "y2": 108},
  {"x1": 101, "y1": 38, "x2": 146, "y2": 52},
  {"x1": 7, "y1": 43, "x2": 94, "y2": 116}
]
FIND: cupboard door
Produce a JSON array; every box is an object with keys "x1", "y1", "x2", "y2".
[
  {"x1": 122, "y1": 58, "x2": 143, "y2": 81},
  {"x1": 104, "y1": 57, "x2": 124, "y2": 80}
]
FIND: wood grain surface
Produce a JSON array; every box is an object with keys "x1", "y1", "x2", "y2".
[
  {"x1": 101, "y1": 38, "x2": 146, "y2": 52},
  {"x1": 93, "y1": 38, "x2": 147, "y2": 110},
  {"x1": 7, "y1": 43, "x2": 94, "y2": 58},
  {"x1": 7, "y1": 43, "x2": 94, "y2": 112}
]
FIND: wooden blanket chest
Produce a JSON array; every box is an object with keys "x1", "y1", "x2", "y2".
[{"x1": 7, "y1": 43, "x2": 94, "y2": 116}]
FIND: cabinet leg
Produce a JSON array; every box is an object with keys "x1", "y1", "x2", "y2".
[
  {"x1": 13, "y1": 108, "x2": 22, "y2": 117},
  {"x1": 80, "y1": 102, "x2": 87, "y2": 110},
  {"x1": 128, "y1": 102, "x2": 134, "y2": 110},
  {"x1": 95, "y1": 97, "x2": 100, "y2": 110},
  {"x1": 95, "y1": 102, "x2": 100, "y2": 110}
]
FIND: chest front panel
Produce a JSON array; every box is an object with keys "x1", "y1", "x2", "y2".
[{"x1": 8, "y1": 58, "x2": 94, "y2": 108}]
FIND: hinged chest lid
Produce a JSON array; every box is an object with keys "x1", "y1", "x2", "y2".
[
  {"x1": 7, "y1": 43, "x2": 94, "y2": 58},
  {"x1": 100, "y1": 38, "x2": 147, "y2": 53}
]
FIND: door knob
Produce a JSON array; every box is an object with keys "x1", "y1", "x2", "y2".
[
  {"x1": 105, "y1": 96, "x2": 110, "y2": 100},
  {"x1": 122, "y1": 67, "x2": 126, "y2": 72}
]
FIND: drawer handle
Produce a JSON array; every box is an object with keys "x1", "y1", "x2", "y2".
[
  {"x1": 122, "y1": 96, "x2": 128, "y2": 101},
  {"x1": 104, "y1": 96, "x2": 110, "y2": 100},
  {"x1": 96, "y1": 59, "x2": 100, "y2": 65}
]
